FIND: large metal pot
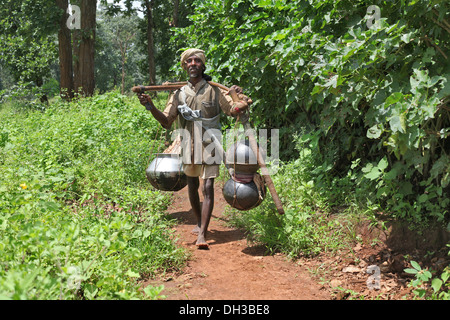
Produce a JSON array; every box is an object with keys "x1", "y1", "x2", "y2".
[
  {"x1": 222, "y1": 177, "x2": 266, "y2": 211},
  {"x1": 225, "y1": 139, "x2": 260, "y2": 174},
  {"x1": 146, "y1": 153, "x2": 187, "y2": 191}
]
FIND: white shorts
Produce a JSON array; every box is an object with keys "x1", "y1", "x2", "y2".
[{"x1": 183, "y1": 164, "x2": 220, "y2": 179}]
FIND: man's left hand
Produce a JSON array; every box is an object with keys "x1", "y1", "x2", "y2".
[
  {"x1": 228, "y1": 85, "x2": 253, "y2": 106},
  {"x1": 228, "y1": 85, "x2": 243, "y2": 95}
]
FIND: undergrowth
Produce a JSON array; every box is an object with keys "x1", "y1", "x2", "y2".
[
  {"x1": 0, "y1": 90, "x2": 187, "y2": 299},
  {"x1": 224, "y1": 132, "x2": 364, "y2": 259},
  {"x1": 224, "y1": 130, "x2": 449, "y2": 299}
]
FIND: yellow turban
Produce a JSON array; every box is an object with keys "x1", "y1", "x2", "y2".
[{"x1": 180, "y1": 48, "x2": 206, "y2": 71}]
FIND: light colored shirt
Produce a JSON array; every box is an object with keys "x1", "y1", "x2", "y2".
[{"x1": 163, "y1": 79, "x2": 235, "y2": 165}]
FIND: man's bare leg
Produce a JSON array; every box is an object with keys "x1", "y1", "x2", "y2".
[
  {"x1": 187, "y1": 176, "x2": 201, "y2": 235},
  {"x1": 196, "y1": 178, "x2": 214, "y2": 249}
]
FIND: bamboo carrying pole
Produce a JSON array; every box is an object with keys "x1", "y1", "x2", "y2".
[
  {"x1": 133, "y1": 82, "x2": 284, "y2": 215},
  {"x1": 131, "y1": 81, "x2": 231, "y2": 93},
  {"x1": 132, "y1": 81, "x2": 254, "y2": 104}
]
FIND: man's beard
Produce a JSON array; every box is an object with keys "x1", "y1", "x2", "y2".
[{"x1": 188, "y1": 66, "x2": 201, "y2": 78}]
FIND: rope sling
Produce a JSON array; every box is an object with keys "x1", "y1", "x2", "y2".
[{"x1": 228, "y1": 112, "x2": 265, "y2": 210}]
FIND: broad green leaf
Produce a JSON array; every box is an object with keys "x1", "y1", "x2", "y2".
[
  {"x1": 384, "y1": 168, "x2": 398, "y2": 181},
  {"x1": 399, "y1": 181, "x2": 413, "y2": 196},
  {"x1": 389, "y1": 114, "x2": 406, "y2": 133},
  {"x1": 441, "y1": 270, "x2": 450, "y2": 283},
  {"x1": 361, "y1": 163, "x2": 373, "y2": 174},
  {"x1": 404, "y1": 268, "x2": 418, "y2": 274},
  {"x1": 418, "y1": 193, "x2": 428, "y2": 203},
  {"x1": 430, "y1": 155, "x2": 449, "y2": 179},
  {"x1": 385, "y1": 92, "x2": 403, "y2": 106},
  {"x1": 401, "y1": 32, "x2": 414, "y2": 43},
  {"x1": 377, "y1": 157, "x2": 388, "y2": 171},
  {"x1": 324, "y1": 75, "x2": 338, "y2": 89},
  {"x1": 364, "y1": 166, "x2": 381, "y2": 180},
  {"x1": 431, "y1": 278, "x2": 443, "y2": 293},
  {"x1": 367, "y1": 124, "x2": 382, "y2": 139},
  {"x1": 410, "y1": 261, "x2": 421, "y2": 271}
]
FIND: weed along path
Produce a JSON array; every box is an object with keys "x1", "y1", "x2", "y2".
[{"x1": 147, "y1": 181, "x2": 330, "y2": 300}]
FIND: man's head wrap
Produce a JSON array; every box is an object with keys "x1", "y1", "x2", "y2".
[{"x1": 180, "y1": 48, "x2": 206, "y2": 71}]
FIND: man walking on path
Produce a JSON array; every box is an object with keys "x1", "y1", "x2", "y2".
[{"x1": 139, "y1": 48, "x2": 250, "y2": 249}]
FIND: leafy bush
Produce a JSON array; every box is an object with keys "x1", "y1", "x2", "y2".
[
  {"x1": 405, "y1": 259, "x2": 450, "y2": 300},
  {"x1": 174, "y1": 0, "x2": 449, "y2": 222},
  {"x1": 0, "y1": 90, "x2": 187, "y2": 299}
]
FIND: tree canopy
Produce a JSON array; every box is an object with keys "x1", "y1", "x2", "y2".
[{"x1": 0, "y1": 0, "x2": 60, "y2": 101}]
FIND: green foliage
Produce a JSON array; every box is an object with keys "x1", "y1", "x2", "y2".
[
  {"x1": 103, "y1": 0, "x2": 196, "y2": 85},
  {"x1": 0, "y1": 0, "x2": 59, "y2": 94},
  {"x1": 149, "y1": 0, "x2": 196, "y2": 83},
  {"x1": 174, "y1": 0, "x2": 450, "y2": 222},
  {"x1": 0, "y1": 91, "x2": 187, "y2": 299},
  {"x1": 95, "y1": 9, "x2": 147, "y2": 93},
  {"x1": 405, "y1": 259, "x2": 450, "y2": 300}
]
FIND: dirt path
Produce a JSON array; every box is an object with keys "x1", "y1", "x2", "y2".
[{"x1": 149, "y1": 181, "x2": 330, "y2": 300}]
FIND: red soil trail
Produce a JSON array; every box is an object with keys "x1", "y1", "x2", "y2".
[{"x1": 149, "y1": 181, "x2": 330, "y2": 300}]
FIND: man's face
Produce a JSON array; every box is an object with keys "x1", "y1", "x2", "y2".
[{"x1": 185, "y1": 55, "x2": 204, "y2": 78}]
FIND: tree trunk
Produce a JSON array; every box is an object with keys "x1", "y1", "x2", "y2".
[
  {"x1": 145, "y1": 0, "x2": 156, "y2": 85},
  {"x1": 173, "y1": 0, "x2": 179, "y2": 27},
  {"x1": 73, "y1": 0, "x2": 97, "y2": 97},
  {"x1": 72, "y1": 27, "x2": 81, "y2": 96},
  {"x1": 56, "y1": 0, "x2": 74, "y2": 101},
  {"x1": 121, "y1": 47, "x2": 126, "y2": 94}
]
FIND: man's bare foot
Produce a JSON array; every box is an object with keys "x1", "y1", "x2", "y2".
[
  {"x1": 195, "y1": 235, "x2": 209, "y2": 249},
  {"x1": 191, "y1": 226, "x2": 201, "y2": 235}
]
